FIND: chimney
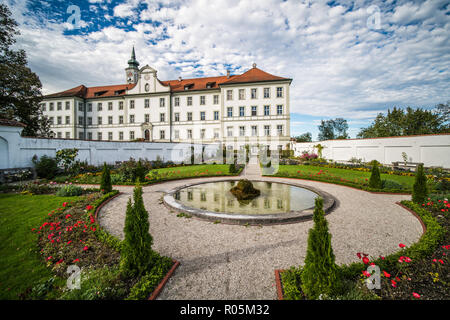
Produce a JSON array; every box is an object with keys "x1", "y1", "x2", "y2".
[
  {"x1": 178, "y1": 76, "x2": 182, "y2": 81},
  {"x1": 226, "y1": 70, "x2": 230, "y2": 78}
]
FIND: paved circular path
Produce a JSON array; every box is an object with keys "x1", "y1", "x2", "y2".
[{"x1": 97, "y1": 174, "x2": 423, "y2": 300}]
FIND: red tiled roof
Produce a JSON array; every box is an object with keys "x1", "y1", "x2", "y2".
[
  {"x1": 221, "y1": 67, "x2": 291, "y2": 85},
  {"x1": 44, "y1": 67, "x2": 290, "y2": 97},
  {"x1": 0, "y1": 118, "x2": 26, "y2": 127}
]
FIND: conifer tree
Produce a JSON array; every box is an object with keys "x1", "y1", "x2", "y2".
[
  {"x1": 369, "y1": 162, "x2": 382, "y2": 189},
  {"x1": 301, "y1": 197, "x2": 340, "y2": 299},
  {"x1": 412, "y1": 163, "x2": 428, "y2": 204},
  {"x1": 120, "y1": 185, "x2": 154, "y2": 276},
  {"x1": 100, "y1": 163, "x2": 112, "y2": 194}
]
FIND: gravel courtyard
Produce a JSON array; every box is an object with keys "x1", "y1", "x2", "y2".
[{"x1": 97, "y1": 173, "x2": 423, "y2": 300}]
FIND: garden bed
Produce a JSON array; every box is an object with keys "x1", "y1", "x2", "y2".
[{"x1": 277, "y1": 195, "x2": 449, "y2": 300}]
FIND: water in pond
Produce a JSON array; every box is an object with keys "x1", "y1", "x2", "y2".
[{"x1": 173, "y1": 181, "x2": 318, "y2": 215}]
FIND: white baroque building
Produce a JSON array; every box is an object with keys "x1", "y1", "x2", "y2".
[{"x1": 41, "y1": 48, "x2": 292, "y2": 152}]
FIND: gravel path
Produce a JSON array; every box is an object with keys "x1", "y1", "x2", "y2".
[{"x1": 97, "y1": 173, "x2": 422, "y2": 300}]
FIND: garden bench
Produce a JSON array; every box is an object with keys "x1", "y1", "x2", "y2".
[{"x1": 392, "y1": 161, "x2": 423, "y2": 171}]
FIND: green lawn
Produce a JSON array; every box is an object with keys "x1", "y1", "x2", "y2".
[
  {"x1": 275, "y1": 165, "x2": 415, "y2": 189},
  {"x1": 147, "y1": 164, "x2": 232, "y2": 180},
  {"x1": 0, "y1": 194, "x2": 80, "y2": 299}
]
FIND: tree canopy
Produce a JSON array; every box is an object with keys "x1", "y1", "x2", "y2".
[
  {"x1": 357, "y1": 104, "x2": 449, "y2": 138},
  {"x1": 0, "y1": 4, "x2": 51, "y2": 137},
  {"x1": 293, "y1": 132, "x2": 312, "y2": 142},
  {"x1": 318, "y1": 118, "x2": 349, "y2": 141}
]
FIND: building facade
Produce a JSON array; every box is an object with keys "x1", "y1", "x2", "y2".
[{"x1": 41, "y1": 48, "x2": 292, "y2": 151}]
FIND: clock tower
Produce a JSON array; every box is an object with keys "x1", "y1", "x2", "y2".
[{"x1": 125, "y1": 46, "x2": 139, "y2": 84}]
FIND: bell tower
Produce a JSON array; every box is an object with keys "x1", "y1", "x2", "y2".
[{"x1": 125, "y1": 46, "x2": 139, "y2": 84}]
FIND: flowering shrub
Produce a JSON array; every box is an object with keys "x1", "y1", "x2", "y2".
[{"x1": 300, "y1": 152, "x2": 318, "y2": 161}]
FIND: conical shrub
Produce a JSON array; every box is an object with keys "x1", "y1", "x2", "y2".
[
  {"x1": 100, "y1": 163, "x2": 112, "y2": 194},
  {"x1": 412, "y1": 163, "x2": 428, "y2": 204},
  {"x1": 120, "y1": 185, "x2": 154, "y2": 277},
  {"x1": 301, "y1": 197, "x2": 340, "y2": 299},
  {"x1": 369, "y1": 162, "x2": 382, "y2": 189}
]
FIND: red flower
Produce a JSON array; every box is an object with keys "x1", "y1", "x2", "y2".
[
  {"x1": 356, "y1": 252, "x2": 362, "y2": 259},
  {"x1": 85, "y1": 205, "x2": 94, "y2": 211},
  {"x1": 362, "y1": 257, "x2": 370, "y2": 265},
  {"x1": 391, "y1": 280, "x2": 397, "y2": 288},
  {"x1": 83, "y1": 246, "x2": 88, "y2": 251},
  {"x1": 412, "y1": 292, "x2": 421, "y2": 299},
  {"x1": 399, "y1": 243, "x2": 406, "y2": 248},
  {"x1": 73, "y1": 258, "x2": 79, "y2": 263},
  {"x1": 362, "y1": 271, "x2": 371, "y2": 277},
  {"x1": 62, "y1": 202, "x2": 68, "y2": 207},
  {"x1": 383, "y1": 270, "x2": 391, "y2": 278},
  {"x1": 438, "y1": 259, "x2": 444, "y2": 265},
  {"x1": 65, "y1": 214, "x2": 71, "y2": 219}
]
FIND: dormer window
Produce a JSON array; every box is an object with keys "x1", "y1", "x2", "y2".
[
  {"x1": 206, "y1": 82, "x2": 215, "y2": 89},
  {"x1": 184, "y1": 83, "x2": 194, "y2": 90},
  {"x1": 114, "y1": 90, "x2": 125, "y2": 95},
  {"x1": 94, "y1": 91, "x2": 107, "y2": 97}
]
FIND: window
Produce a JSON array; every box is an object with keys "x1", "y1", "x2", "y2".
[
  {"x1": 160, "y1": 98, "x2": 165, "y2": 107},
  {"x1": 108, "y1": 102, "x2": 113, "y2": 110},
  {"x1": 251, "y1": 106, "x2": 257, "y2": 116},
  {"x1": 214, "y1": 129, "x2": 219, "y2": 139},
  {"x1": 174, "y1": 130, "x2": 179, "y2": 139},
  {"x1": 227, "y1": 126, "x2": 233, "y2": 137},
  {"x1": 264, "y1": 87, "x2": 270, "y2": 98},
  {"x1": 239, "y1": 89, "x2": 245, "y2": 100},
  {"x1": 187, "y1": 96, "x2": 192, "y2": 106},
  {"x1": 57, "y1": 102, "x2": 62, "y2": 110},
  {"x1": 251, "y1": 125, "x2": 257, "y2": 136},
  {"x1": 226, "y1": 90, "x2": 233, "y2": 101},
  {"x1": 78, "y1": 116, "x2": 83, "y2": 125},
  {"x1": 57, "y1": 132, "x2": 62, "y2": 138},
  {"x1": 49, "y1": 103, "x2": 54, "y2": 111},
  {"x1": 41, "y1": 103, "x2": 46, "y2": 111},
  {"x1": 277, "y1": 87, "x2": 283, "y2": 98},
  {"x1": 78, "y1": 132, "x2": 84, "y2": 140},
  {"x1": 65, "y1": 116, "x2": 70, "y2": 124},
  {"x1": 144, "y1": 99, "x2": 149, "y2": 108},
  {"x1": 97, "y1": 116, "x2": 102, "y2": 125},
  {"x1": 264, "y1": 105, "x2": 270, "y2": 116},
  {"x1": 119, "y1": 132, "x2": 124, "y2": 140},
  {"x1": 119, "y1": 115, "x2": 123, "y2": 124},
  {"x1": 200, "y1": 96, "x2": 206, "y2": 105},
  {"x1": 187, "y1": 129, "x2": 192, "y2": 139},
  {"x1": 264, "y1": 125, "x2": 270, "y2": 136},
  {"x1": 108, "y1": 116, "x2": 113, "y2": 124},
  {"x1": 65, "y1": 132, "x2": 70, "y2": 139},
  {"x1": 251, "y1": 88, "x2": 257, "y2": 99},
  {"x1": 239, "y1": 126, "x2": 245, "y2": 137},
  {"x1": 160, "y1": 130, "x2": 165, "y2": 139},
  {"x1": 174, "y1": 113, "x2": 180, "y2": 122},
  {"x1": 239, "y1": 106, "x2": 245, "y2": 117},
  {"x1": 227, "y1": 107, "x2": 233, "y2": 118},
  {"x1": 214, "y1": 111, "x2": 219, "y2": 120},
  {"x1": 213, "y1": 95, "x2": 219, "y2": 104},
  {"x1": 129, "y1": 131, "x2": 134, "y2": 140},
  {"x1": 87, "y1": 117, "x2": 92, "y2": 125},
  {"x1": 97, "y1": 103, "x2": 102, "y2": 111},
  {"x1": 187, "y1": 112, "x2": 192, "y2": 121},
  {"x1": 129, "y1": 114, "x2": 135, "y2": 123},
  {"x1": 200, "y1": 129, "x2": 205, "y2": 139},
  {"x1": 57, "y1": 116, "x2": 62, "y2": 125},
  {"x1": 130, "y1": 100, "x2": 135, "y2": 109},
  {"x1": 277, "y1": 105, "x2": 283, "y2": 115},
  {"x1": 174, "y1": 97, "x2": 180, "y2": 107},
  {"x1": 48, "y1": 116, "x2": 54, "y2": 125},
  {"x1": 97, "y1": 132, "x2": 102, "y2": 140},
  {"x1": 200, "y1": 111, "x2": 205, "y2": 121},
  {"x1": 145, "y1": 114, "x2": 150, "y2": 123},
  {"x1": 277, "y1": 125, "x2": 283, "y2": 136},
  {"x1": 87, "y1": 132, "x2": 92, "y2": 140},
  {"x1": 119, "y1": 101, "x2": 123, "y2": 110},
  {"x1": 79, "y1": 102, "x2": 84, "y2": 111},
  {"x1": 109, "y1": 132, "x2": 113, "y2": 140},
  {"x1": 160, "y1": 113, "x2": 165, "y2": 122},
  {"x1": 87, "y1": 103, "x2": 91, "y2": 112}
]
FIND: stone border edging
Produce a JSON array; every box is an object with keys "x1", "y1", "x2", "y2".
[
  {"x1": 93, "y1": 190, "x2": 181, "y2": 301},
  {"x1": 395, "y1": 202, "x2": 427, "y2": 236},
  {"x1": 148, "y1": 259, "x2": 180, "y2": 300}
]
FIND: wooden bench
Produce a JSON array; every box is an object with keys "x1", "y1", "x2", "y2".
[{"x1": 392, "y1": 162, "x2": 423, "y2": 171}]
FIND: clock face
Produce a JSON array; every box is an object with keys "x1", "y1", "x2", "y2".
[{"x1": 144, "y1": 74, "x2": 150, "y2": 80}]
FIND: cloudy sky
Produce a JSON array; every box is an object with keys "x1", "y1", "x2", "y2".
[{"x1": 6, "y1": 0, "x2": 450, "y2": 139}]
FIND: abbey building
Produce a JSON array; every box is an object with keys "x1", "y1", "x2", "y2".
[{"x1": 41, "y1": 48, "x2": 292, "y2": 151}]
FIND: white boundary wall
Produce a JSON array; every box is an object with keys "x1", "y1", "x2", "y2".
[
  {"x1": 291, "y1": 134, "x2": 450, "y2": 168},
  {"x1": 0, "y1": 125, "x2": 220, "y2": 169}
]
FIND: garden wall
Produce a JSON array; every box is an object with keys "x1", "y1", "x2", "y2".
[
  {"x1": 291, "y1": 134, "x2": 450, "y2": 168},
  {"x1": 0, "y1": 124, "x2": 220, "y2": 169}
]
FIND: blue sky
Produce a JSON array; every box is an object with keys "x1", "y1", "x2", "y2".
[{"x1": 6, "y1": 0, "x2": 450, "y2": 140}]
